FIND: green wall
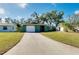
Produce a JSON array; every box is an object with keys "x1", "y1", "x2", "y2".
[
  {"x1": 35, "y1": 25, "x2": 40, "y2": 32},
  {"x1": 44, "y1": 25, "x2": 49, "y2": 32},
  {"x1": 35, "y1": 25, "x2": 49, "y2": 32},
  {"x1": 21, "y1": 25, "x2": 50, "y2": 32},
  {"x1": 21, "y1": 25, "x2": 26, "y2": 32}
]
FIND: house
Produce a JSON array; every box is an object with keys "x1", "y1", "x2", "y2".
[
  {"x1": 0, "y1": 23, "x2": 16, "y2": 32},
  {"x1": 56, "y1": 23, "x2": 64, "y2": 32},
  {"x1": 21, "y1": 24, "x2": 50, "y2": 32},
  {"x1": 74, "y1": 26, "x2": 79, "y2": 32}
]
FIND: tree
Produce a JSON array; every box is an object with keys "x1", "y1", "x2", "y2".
[
  {"x1": 9, "y1": 18, "x2": 22, "y2": 31},
  {"x1": 14, "y1": 19, "x2": 22, "y2": 32},
  {"x1": 66, "y1": 15, "x2": 79, "y2": 31},
  {"x1": 31, "y1": 12, "x2": 40, "y2": 24},
  {"x1": 10, "y1": 19, "x2": 16, "y2": 24},
  {"x1": 50, "y1": 10, "x2": 64, "y2": 27},
  {"x1": 42, "y1": 10, "x2": 64, "y2": 30},
  {"x1": 40, "y1": 10, "x2": 64, "y2": 27},
  {"x1": 0, "y1": 18, "x2": 2, "y2": 23},
  {"x1": 27, "y1": 18, "x2": 33, "y2": 24},
  {"x1": 39, "y1": 14, "x2": 48, "y2": 24},
  {"x1": 5, "y1": 17, "x2": 12, "y2": 23},
  {"x1": 20, "y1": 18, "x2": 25, "y2": 25},
  {"x1": 28, "y1": 10, "x2": 64, "y2": 31}
]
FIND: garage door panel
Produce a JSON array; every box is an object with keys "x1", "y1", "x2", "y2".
[{"x1": 26, "y1": 26, "x2": 35, "y2": 32}]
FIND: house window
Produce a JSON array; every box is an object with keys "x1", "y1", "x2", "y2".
[{"x1": 3, "y1": 26, "x2": 7, "y2": 30}]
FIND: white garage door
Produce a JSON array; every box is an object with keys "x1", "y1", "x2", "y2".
[{"x1": 26, "y1": 26, "x2": 35, "y2": 32}]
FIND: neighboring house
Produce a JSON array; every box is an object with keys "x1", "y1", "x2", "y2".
[
  {"x1": 0, "y1": 23, "x2": 16, "y2": 32},
  {"x1": 74, "y1": 27, "x2": 79, "y2": 32},
  {"x1": 21, "y1": 24, "x2": 50, "y2": 32},
  {"x1": 56, "y1": 23, "x2": 64, "y2": 32}
]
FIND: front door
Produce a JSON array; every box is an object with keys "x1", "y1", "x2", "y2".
[{"x1": 40, "y1": 26, "x2": 44, "y2": 32}]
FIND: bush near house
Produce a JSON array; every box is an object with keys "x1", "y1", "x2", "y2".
[
  {"x1": 42, "y1": 32, "x2": 79, "y2": 48},
  {"x1": 0, "y1": 32, "x2": 23, "y2": 55}
]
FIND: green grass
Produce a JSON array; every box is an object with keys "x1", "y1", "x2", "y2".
[
  {"x1": 0, "y1": 32, "x2": 23, "y2": 55},
  {"x1": 42, "y1": 32, "x2": 79, "y2": 48}
]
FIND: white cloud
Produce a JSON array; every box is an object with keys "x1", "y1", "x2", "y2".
[
  {"x1": 74, "y1": 10, "x2": 79, "y2": 15},
  {"x1": 0, "y1": 8, "x2": 5, "y2": 15},
  {"x1": 18, "y1": 3, "x2": 28, "y2": 8},
  {"x1": 16, "y1": 16, "x2": 22, "y2": 20}
]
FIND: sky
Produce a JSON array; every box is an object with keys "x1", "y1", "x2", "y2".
[{"x1": 0, "y1": 3, "x2": 79, "y2": 20}]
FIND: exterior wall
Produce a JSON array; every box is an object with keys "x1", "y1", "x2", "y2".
[
  {"x1": 22, "y1": 25, "x2": 50, "y2": 32},
  {"x1": 35, "y1": 25, "x2": 40, "y2": 32},
  {"x1": 57, "y1": 23, "x2": 64, "y2": 32},
  {"x1": 56, "y1": 26, "x2": 64, "y2": 32},
  {"x1": 44, "y1": 25, "x2": 49, "y2": 32},
  {"x1": 60, "y1": 27, "x2": 64, "y2": 32},
  {"x1": 0, "y1": 25, "x2": 16, "y2": 32},
  {"x1": 35, "y1": 25, "x2": 49, "y2": 32},
  {"x1": 21, "y1": 25, "x2": 26, "y2": 32}
]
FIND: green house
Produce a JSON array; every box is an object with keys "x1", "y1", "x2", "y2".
[{"x1": 21, "y1": 24, "x2": 50, "y2": 32}]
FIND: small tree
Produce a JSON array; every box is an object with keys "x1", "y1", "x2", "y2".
[{"x1": 65, "y1": 15, "x2": 79, "y2": 32}]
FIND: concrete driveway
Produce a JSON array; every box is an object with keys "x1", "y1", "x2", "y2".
[{"x1": 4, "y1": 33, "x2": 79, "y2": 55}]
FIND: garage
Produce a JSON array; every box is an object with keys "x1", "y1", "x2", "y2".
[
  {"x1": 26, "y1": 26, "x2": 35, "y2": 32},
  {"x1": 21, "y1": 24, "x2": 50, "y2": 32}
]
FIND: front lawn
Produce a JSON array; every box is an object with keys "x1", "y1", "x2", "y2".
[
  {"x1": 0, "y1": 32, "x2": 23, "y2": 55},
  {"x1": 42, "y1": 32, "x2": 79, "y2": 48}
]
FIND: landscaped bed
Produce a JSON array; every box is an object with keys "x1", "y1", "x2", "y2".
[
  {"x1": 42, "y1": 32, "x2": 79, "y2": 48},
  {"x1": 0, "y1": 32, "x2": 23, "y2": 55}
]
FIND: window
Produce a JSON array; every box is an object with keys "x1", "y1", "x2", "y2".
[{"x1": 3, "y1": 26, "x2": 7, "y2": 30}]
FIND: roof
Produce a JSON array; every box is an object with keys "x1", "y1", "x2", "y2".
[
  {"x1": 0, "y1": 23, "x2": 16, "y2": 26},
  {"x1": 23, "y1": 24, "x2": 47, "y2": 26}
]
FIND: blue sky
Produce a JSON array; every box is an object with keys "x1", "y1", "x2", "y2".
[{"x1": 0, "y1": 3, "x2": 79, "y2": 20}]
